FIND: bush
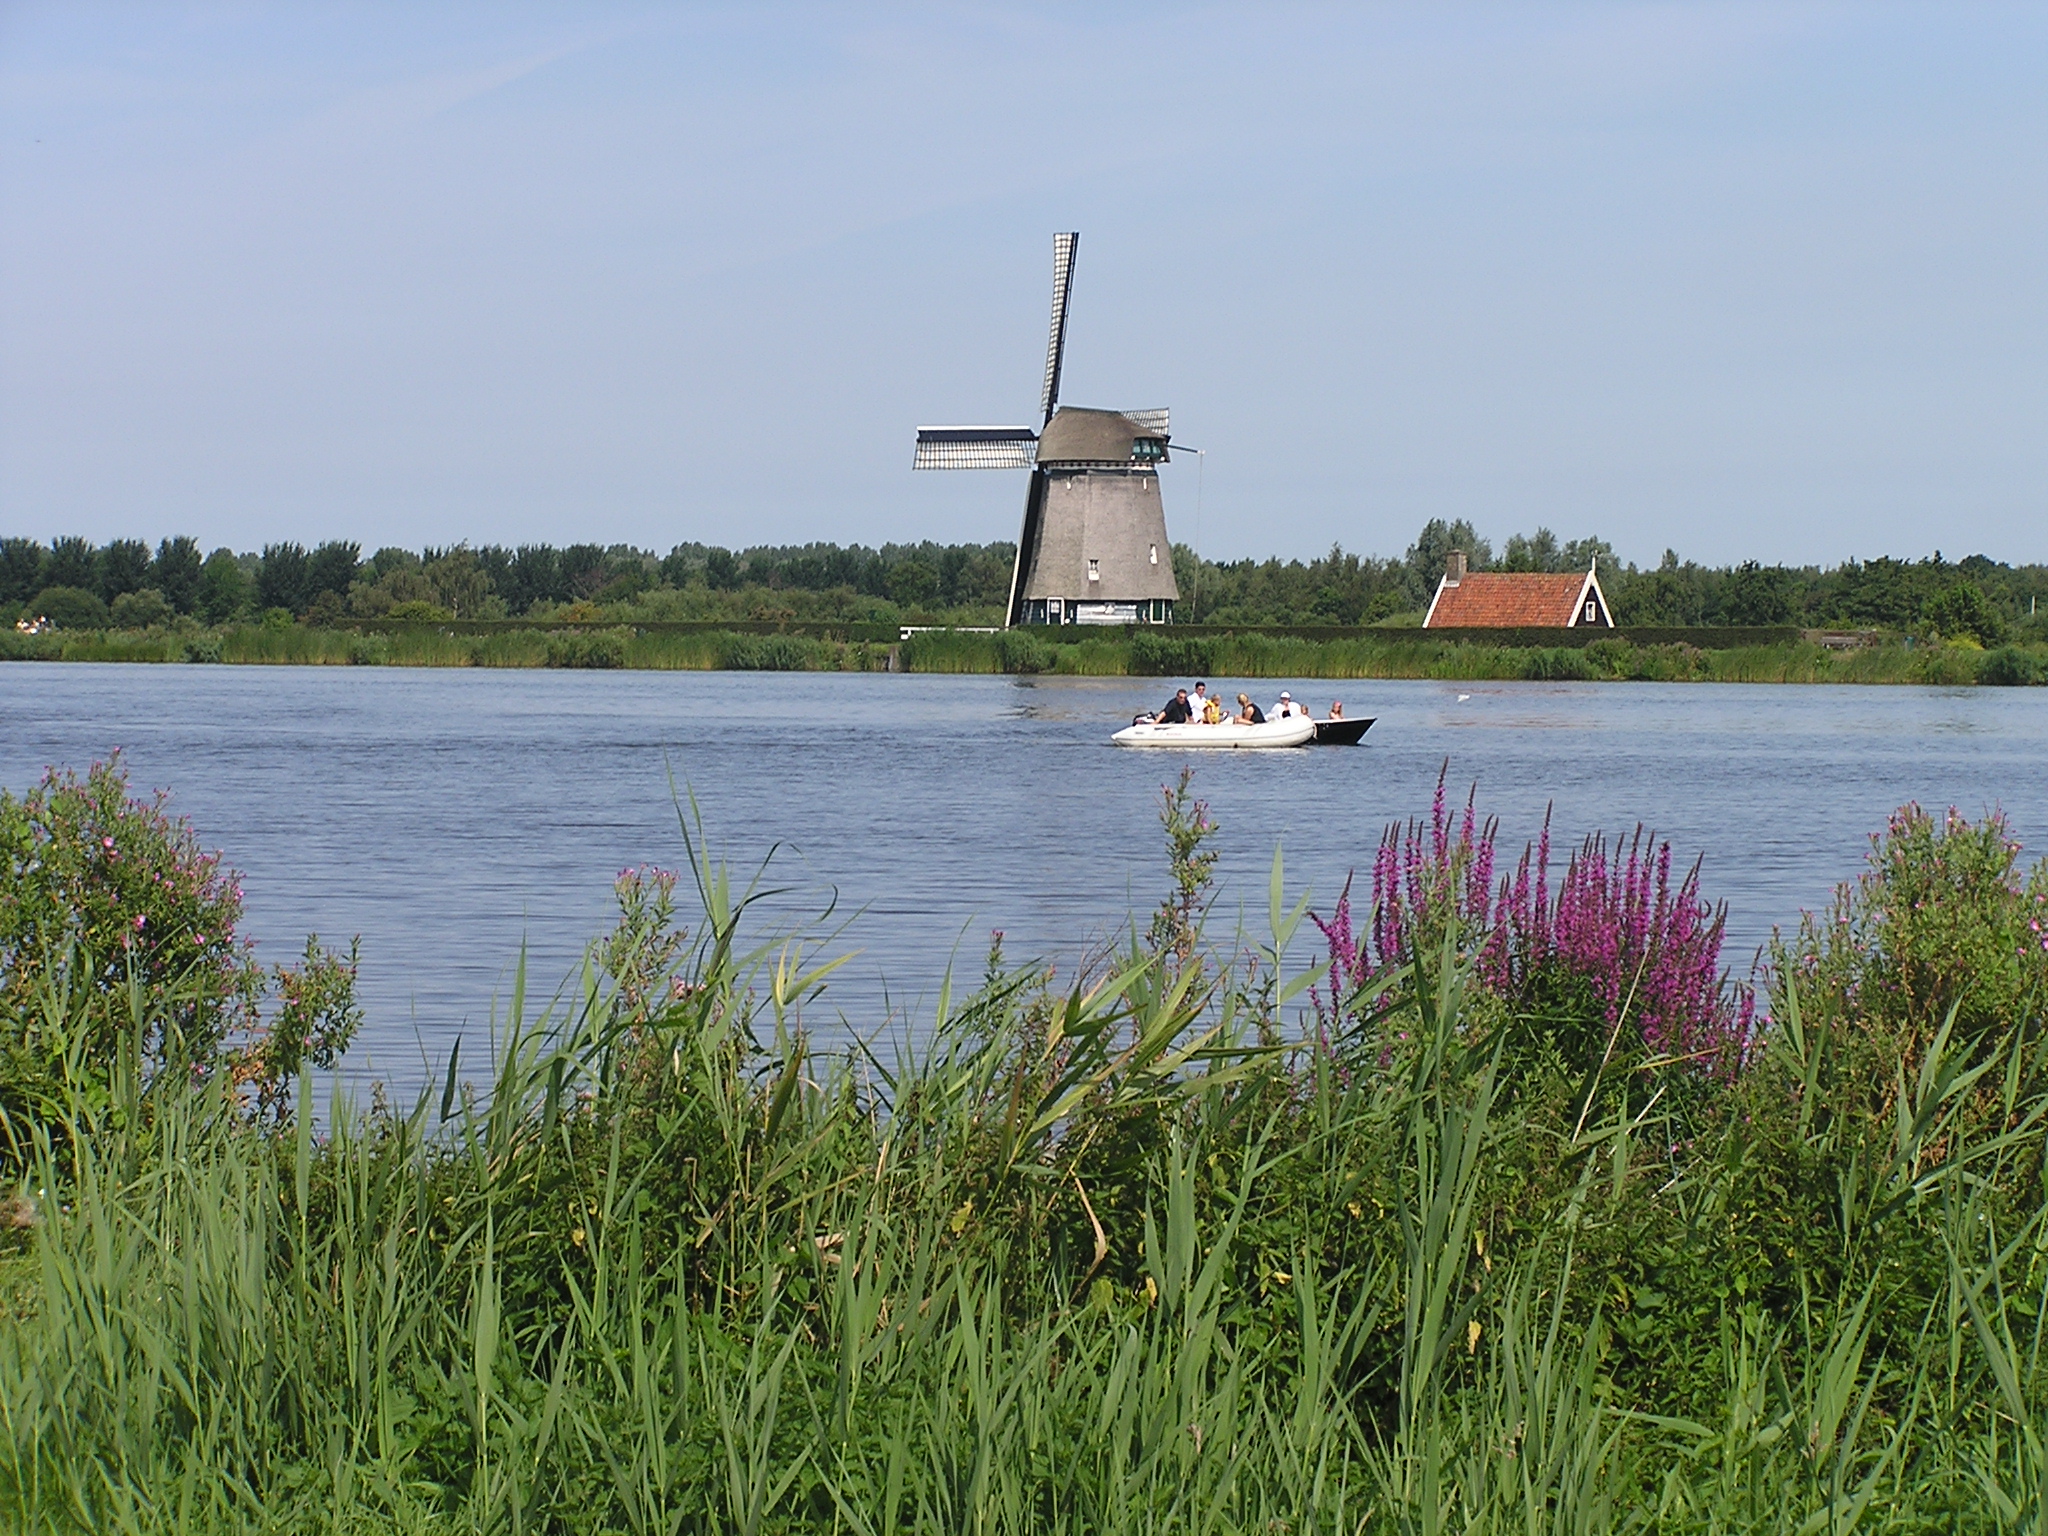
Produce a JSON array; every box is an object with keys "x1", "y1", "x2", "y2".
[
  {"x1": 1128, "y1": 630, "x2": 1215, "y2": 676},
  {"x1": 545, "y1": 630, "x2": 628, "y2": 668},
  {"x1": 181, "y1": 634, "x2": 223, "y2": 664},
  {"x1": 0, "y1": 757, "x2": 361, "y2": 1136},
  {"x1": 1773, "y1": 804, "x2": 2048, "y2": 1067},
  {"x1": 720, "y1": 633, "x2": 816, "y2": 670},
  {"x1": 1923, "y1": 580, "x2": 2006, "y2": 646},
  {"x1": 345, "y1": 634, "x2": 390, "y2": 666},
  {"x1": 108, "y1": 587, "x2": 172, "y2": 629},
  {"x1": 1521, "y1": 645, "x2": 1591, "y2": 681},
  {"x1": 1979, "y1": 644, "x2": 2046, "y2": 686},
  {"x1": 1581, "y1": 637, "x2": 1637, "y2": 678},
  {"x1": 383, "y1": 598, "x2": 453, "y2": 622},
  {"x1": 995, "y1": 629, "x2": 1054, "y2": 673},
  {"x1": 23, "y1": 585, "x2": 107, "y2": 631}
]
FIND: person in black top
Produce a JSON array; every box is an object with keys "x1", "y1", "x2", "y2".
[
  {"x1": 1156, "y1": 688, "x2": 1193, "y2": 723},
  {"x1": 1235, "y1": 692, "x2": 1265, "y2": 724}
]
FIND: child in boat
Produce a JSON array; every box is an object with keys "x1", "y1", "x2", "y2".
[{"x1": 1202, "y1": 694, "x2": 1225, "y2": 725}]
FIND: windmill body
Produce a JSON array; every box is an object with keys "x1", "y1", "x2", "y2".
[{"x1": 913, "y1": 234, "x2": 1181, "y2": 627}]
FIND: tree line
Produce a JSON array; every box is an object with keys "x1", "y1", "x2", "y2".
[
  {"x1": 0, "y1": 537, "x2": 1016, "y2": 629},
  {"x1": 1183, "y1": 519, "x2": 2046, "y2": 642},
  {"x1": 3, "y1": 523, "x2": 2043, "y2": 640}
]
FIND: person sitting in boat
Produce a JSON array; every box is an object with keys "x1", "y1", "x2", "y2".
[
  {"x1": 1191, "y1": 682, "x2": 1213, "y2": 719},
  {"x1": 1201, "y1": 693, "x2": 1225, "y2": 725},
  {"x1": 1273, "y1": 690, "x2": 1306, "y2": 719},
  {"x1": 1154, "y1": 688, "x2": 1193, "y2": 724},
  {"x1": 1236, "y1": 693, "x2": 1265, "y2": 724},
  {"x1": 1328, "y1": 701, "x2": 1344, "y2": 720}
]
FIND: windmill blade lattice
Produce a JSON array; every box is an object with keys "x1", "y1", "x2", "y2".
[{"x1": 1039, "y1": 232, "x2": 1079, "y2": 425}]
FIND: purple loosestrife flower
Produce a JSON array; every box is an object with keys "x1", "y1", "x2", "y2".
[{"x1": 1314, "y1": 771, "x2": 1758, "y2": 1071}]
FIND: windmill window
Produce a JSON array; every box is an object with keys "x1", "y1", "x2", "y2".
[
  {"x1": 1088, "y1": 559, "x2": 1101, "y2": 582},
  {"x1": 1149, "y1": 544, "x2": 1158, "y2": 565},
  {"x1": 1131, "y1": 438, "x2": 1166, "y2": 464}
]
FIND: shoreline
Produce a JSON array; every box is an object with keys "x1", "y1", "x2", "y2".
[{"x1": 4, "y1": 621, "x2": 2045, "y2": 684}]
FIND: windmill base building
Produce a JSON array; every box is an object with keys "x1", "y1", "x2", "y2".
[
  {"x1": 1011, "y1": 407, "x2": 1177, "y2": 625},
  {"x1": 913, "y1": 234, "x2": 1182, "y2": 627}
]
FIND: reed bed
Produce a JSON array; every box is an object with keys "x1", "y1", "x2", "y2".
[
  {"x1": 5, "y1": 773, "x2": 2048, "y2": 1533},
  {"x1": 5, "y1": 621, "x2": 2043, "y2": 685}
]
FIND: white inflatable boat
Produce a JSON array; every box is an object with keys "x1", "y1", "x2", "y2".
[{"x1": 1112, "y1": 716, "x2": 1315, "y2": 749}]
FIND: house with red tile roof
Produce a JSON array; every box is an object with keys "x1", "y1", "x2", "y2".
[{"x1": 1422, "y1": 551, "x2": 1613, "y2": 629}]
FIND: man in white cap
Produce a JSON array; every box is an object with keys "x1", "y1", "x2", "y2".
[{"x1": 1273, "y1": 690, "x2": 1305, "y2": 719}]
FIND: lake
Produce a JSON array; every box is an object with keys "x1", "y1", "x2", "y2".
[{"x1": 4, "y1": 663, "x2": 2045, "y2": 1090}]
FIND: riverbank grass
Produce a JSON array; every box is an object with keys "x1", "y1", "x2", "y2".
[
  {"x1": 6, "y1": 617, "x2": 2044, "y2": 682},
  {"x1": 5, "y1": 764, "x2": 2048, "y2": 1528}
]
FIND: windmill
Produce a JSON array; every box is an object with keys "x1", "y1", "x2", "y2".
[{"x1": 914, "y1": 233, "x2": 1180, "y2": 627}]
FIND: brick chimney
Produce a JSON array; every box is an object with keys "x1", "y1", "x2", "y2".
[{"x1": 1444, "y1": 550, "x2": 1467, "y2": 586}]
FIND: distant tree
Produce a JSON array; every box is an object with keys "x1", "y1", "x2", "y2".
[
  {"x1": 1560, "y1": 535, "x2": 1617, "y2": 573},
  {"x1": 45, "y1": 536, "x2": 95, "y2": 592},
  {"x1": 1924, "y1": 581, "x2": 2005, "y2": 646},
  {"x1": 256, "y1": 543, "x2": 310, "y2": 615},
  {"x1": 363, "y1": 547, "x2": 420, "y2": 584},
  {"x1": 423, "y1": 547, "x2": 493, "y2": 617},
  {"x1": 1715, "y1": 561, "x2": 1796, "y2": 626},
  {"x1": 504, "y1": 545, "x2": 563, "y2": 612},
  {"x1": 0, "y1": 537, "x2": 45, "y2": 604},
  {"x1": 151, "y1": 536, "x2": 203, "y2": 613},
  {"x1": 197, "y1": 548, "x2": 252, "y2": 624},
  {"x1": 27, "y1": 585, "x2": 109, "y2": 630},
  {"x1": 97, "y1": 539, "x2": 153, "y2": 603},
  {"x1": 703, "y1": 547, "x2": 738, "y2": 590},
  {"x1": 1498, "y1": 527, "x2": 1563, "y2": 572},
  {"x1": 474, "y1": 545, "x2": 512, "y2": 604},
  {"x1": 306, "y1": 540, "x2": 361, "y2": 602},
  {"x1": 109, "y1": 588, "x2": 173, "y2": 628},
  {"x1": 561, "y1": 543, "x2": 610, "y2": 598},
  {"x1": 658, "y1": 545, "x2": 698, "y2": 588},
  {"x1": 1403, "y1": 519, "x2": 1492, "y2": 606},
  {"x1": 886, "y1": 559, "x2": 938, "y2": 607}
]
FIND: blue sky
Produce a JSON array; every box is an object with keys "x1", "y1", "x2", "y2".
[{"x1": 2, "y1": 3, "x2": 2043, "y2": 567}]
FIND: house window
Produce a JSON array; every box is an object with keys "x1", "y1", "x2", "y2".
[
  {"x1": 1087, "y1": 559, "x2": 1100, "y2": 582},
  {"x1": 1149, "y1": 544, "x2": 1158, "y2": 565},
  {"x1": 1584, "y1": 600, "x2": 1597, "y2": 622}
]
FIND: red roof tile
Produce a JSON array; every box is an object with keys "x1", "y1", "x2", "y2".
[{"x1": 1424, "y1": 572, "x2": 1594, "y2": 628}]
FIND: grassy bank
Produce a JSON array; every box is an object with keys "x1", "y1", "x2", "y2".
[
  {"x1": 1, "y1": 624, "x2": 895, "y2": 672},
  {"x1": 901, "y1": 626, "x2": 2045, "y2": 685},
  {"x1": 5, "y1": 620, "x2": 2046, "y2": 683},
  {"x1": 5, "y1": 766, "x2": 2048, "y2": 1530}
]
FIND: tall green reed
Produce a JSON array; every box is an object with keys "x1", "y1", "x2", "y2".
[{"x1": 6, "y1": 797, "x2": 2048, "y2": 1531}]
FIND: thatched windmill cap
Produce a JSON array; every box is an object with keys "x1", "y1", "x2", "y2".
[{"x1": 1035, "y1": 407, "x2": 1166, "y2": 466}]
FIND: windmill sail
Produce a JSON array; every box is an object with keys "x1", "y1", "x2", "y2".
[
  {"x1": 1039, "y1": 232, "x2": 1078, "y2": 425},
  {"x1": 914, "y1": 426, "x2": 1038, "y2": 470}
]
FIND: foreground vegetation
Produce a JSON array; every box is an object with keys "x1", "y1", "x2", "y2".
[{"x1": 5, "y1": 758, "x2": 2048, "y2": 1530}]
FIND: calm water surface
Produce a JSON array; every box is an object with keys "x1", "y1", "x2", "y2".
[{"x1": 5, "y1": 664, "x2": 2045, "y2": 1089}]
